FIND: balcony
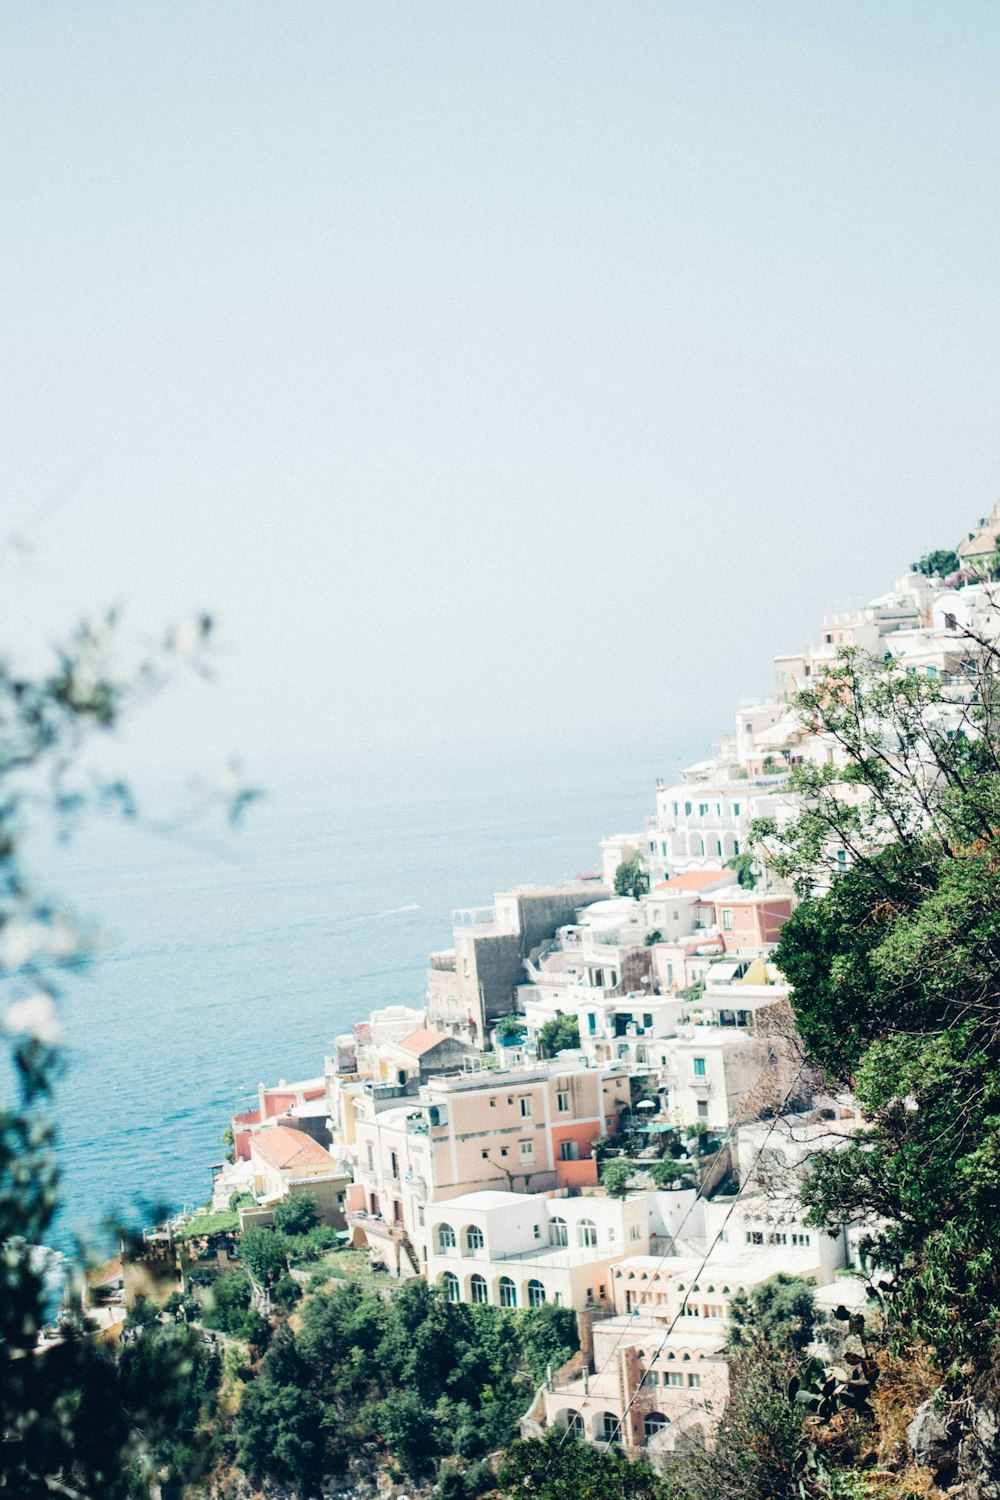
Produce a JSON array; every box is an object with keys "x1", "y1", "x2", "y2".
[{"x1": 453, "y1": 906, "x2": 497, "y2": 937}]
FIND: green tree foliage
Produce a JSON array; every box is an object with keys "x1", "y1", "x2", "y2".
[
  {"x1": 498, "y1": 1431, "x2": 661, "y2": 1500},
  {"x1": 273, "y1": 1190, "x2": 318, "y2": 1235},
  {"x1": 236, "y1": 1279, "x2": 578, "y2": 1486},
  {"x1": 752, "y1": 641, "x2": 1000, "y2": 1382},
  {"x1": 726, "y1": 850, "x2": 758, "y2": 888},
  {"x1": 0, "y1": 610, "x2": 241, "y2": 1497},
  {"x1": 728, "y1": 1273, "x2": 816, "y2": 1355},
  {"x1": 238, "y1": 1224, "x2": 289, "y2": 1286},
  {"x1": 648, "y1": 1157, "x2": 690, "y2": 1189},
  {"x1": 494, "y1": 1013, "x2": 527, "y2": 1041},
  {"x1": 537, "y1": 1013, "x2": 580, "y2": 1056},
  {"x1": 613, "y1": 855, "x2": 649, "y2": 899},
  {"x1": 912, "y1": 548, "x2": 960, "y2": 578},
  {"x1": 601, "y1": 1159, "x2": 635, "y2": 1199}
]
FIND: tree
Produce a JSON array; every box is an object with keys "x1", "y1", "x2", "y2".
[
  {"x1": 912, "y1": 548, "x2": 960, "y2": 578},
  {"x1": 726, "y1": 850, "x2": 757, "y2": 889},
  {"x1": 273, "y1": 1190, "x2": 318, "y2": 1235},
  {"x1": 537, "y1": 1012, "x2": 580, "y2": 1056},
  {"x1": 0, "y1": 610, "x2": 240, "y2": 1497},
  {"x1": 238, "y1": 1225, "x2": 289, "y2": 1286},
  {"x1": 728, "y1": 1273, "x2": 815, "y2": 1354},
  {"x1": 613, "y1": 855, "x2": 649, "y2": 899},
  {"x1": 498, "y1": 1432, "x2": 661, "y2": 1500},
  {"x1": 494, "y1": 1012, "x2": 526, "y2": 1042},
  {"x1": 601, "y1": 1159, "x2": 635, "y2": 1199},
  {"x1": 751, "y1": 638, "x2": 1000, "y2": 1386}
]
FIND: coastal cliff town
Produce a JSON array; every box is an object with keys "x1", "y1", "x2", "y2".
[{"x1": 91, "y1": 509, "x2": 1000, "y2": 1490}]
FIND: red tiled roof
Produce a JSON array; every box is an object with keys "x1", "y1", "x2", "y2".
[
  {"x1": 250, "y1": 1126, "x2": 333, "y2": 1172},
  {"x1": 396, "y1": 1027, "x2": 448, "y2": 1057},
  {"x1": 655, "y1": 872, "x2": 731, "y2": 891}
]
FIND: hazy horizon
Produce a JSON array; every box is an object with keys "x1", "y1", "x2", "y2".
[{"x1": 3, "y1": 3, "x2": 997, "y2": 773}]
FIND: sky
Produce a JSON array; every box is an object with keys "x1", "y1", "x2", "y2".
[{"x1": 1, "y1": 2, "x2": 998, "y2": 774}]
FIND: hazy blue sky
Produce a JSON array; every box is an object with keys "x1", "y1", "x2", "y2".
[{"x1": 2, "y1": 2, "x2": 998, "y2": 772}]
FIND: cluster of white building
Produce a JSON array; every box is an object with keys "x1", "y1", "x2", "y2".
[{"x1": 219, "y1": 525, "x2": 998, "y2": 1463}]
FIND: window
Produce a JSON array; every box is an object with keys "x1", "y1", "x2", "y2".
[
  {"x1": 687, "y1": 1373, "x2": 701, "y2": 1388},
  {"x1": 665, "y1": 1371, "x2": 684, "y2": 1387},
  {"x1": 697, "y1": 1100, "x2": 709, "y2": 1120},
  {"x1": 733, "y1": 838, "x2": 740, "y2": 854},
  {"x1": 481, "y1": 1150, "x2": 488, "y2": 1159},
  {"x1": 550, "y1": 1217, "x2": 568, "y2": 1247},
  {"x1": 722, "y1": 909, "x2": 733, "y2": 931},
  {"x1": 436, "y1": 1224, "x2": 456, "y2": 1253},
  {"x1": 746, "y1": 1230, "x2": 764, "y2": 1246},
  {"x1": 661, "y1": 842, "x2": 668, "y2": 856},
  {"x1": 643, "y1": 1014, "x2": 653, "y2": 1028},
  {"x1": 578, "y1": 1219, "x2": 598, "y2": 1249},
  {"x1": 390, "y1": 1151, "x2": 399, "y2": 1179},
  {"x1": 588, "y1": 1013, "x2": 597, "y2": 1035},
  {"x1": 489, "y1": 1098, "x2": 496, "y2": 1108},
  {"x1": 563, "y1": 1410, "x2": 584, "y2": 1438},
  {"x1": 644, "y1": 1412, "x2": 668, "y2": 1440},
  {"x1": 641, "y1": 1370, "x2": 659, "y2": 1386},
  {"x1": 680, "y1": 1303, "x2": 700, "y2": 1317},
  {"x1": 684, "y1": 801, "x2": 692, "y2": 815},
  {"x1": 769, "y1": 1232, "x2": 787, "y2": 1246},
  {"x1": 500, "y1": 1147, "x2": 508, "y2": 1157},
  {"x1": 470, "y1": 1274, "x2": 488, "y2": 1304},
  {"x1": 441, "y1": 1272, "x2": 460, "y2": 1303},
  {"x1": 366, "y1": 1143, "x2": 374, "y2": 1171},
  {"x1": 792, "y1": 1232, "x2": 811, "y2": 1247},
  {"x1": 733, "y1": 802, "x2": 741, "y2": 816},
  {"x1": 520, "y1": 1140, "x2": 534, "y2": 1162},
  {"x1": 601, "y1": 1413, "x2": 621, "y2": 1444},
  {"x1": 704, "y1": 1303, "x2": 724, "y2": 1317},
  {"x1": 499, "y1": 1277, "x2": 516, "y2": 1308},
  {"x1": 527, "y1": 1279, "x2": 546, "y2": 1307},
  {"x1": 559, "y1": 1140, "x2": 579, "y2": 1161},
  {"x1": 693, "y1": 1057, "x2": 706, "y2": 1077},
  {"x1": 465, "y1": 1225, "x2": 484, "y2": 1253},
  {"x1": 519, "y1": 1096, "x2": 532, "y2": 1118},
  {"x1": 629, "y1": 1223, "x2": 642, "y2": 1241},
  {"x1": 557, "y1": 1090, "x2": 569, "y2": 1113}
]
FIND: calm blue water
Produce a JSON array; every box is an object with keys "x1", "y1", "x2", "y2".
[{"x1": 22, "y1": 727, "x2": 712, "y2": 1251}]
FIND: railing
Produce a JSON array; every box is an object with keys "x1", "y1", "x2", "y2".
[{"x1": 453, "y1": 906, "x2": 497, "y2": 936}]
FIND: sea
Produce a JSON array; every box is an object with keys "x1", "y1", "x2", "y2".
[{"x1": 18, "y1": 726, "x2": 714, "y2": 1254}]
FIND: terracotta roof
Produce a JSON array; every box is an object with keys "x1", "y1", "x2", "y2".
[
  {"x1": 396, "y1": 1027, "x2": 448, "y2": 1057},
  {"x1": 655, "y1": 872, "x2": 731, "y2": 891},
  {"x1": 251, "y1": 1126, "x2": 333, "y2": 1172}
]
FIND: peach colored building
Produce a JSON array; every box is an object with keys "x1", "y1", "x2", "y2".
[
  {"x1": 248, "y1": 1125, "x2": 351, "y2": 1228},
  {"x1": 347, "y1": 1061, "x2": 628, "y2": 1275},
  {"x1": 711, "y1": 888, "x2": 793, "y2": 955},
  {"x1": 529, "y1": 1324, "x2": 728, "y2": 1461}
]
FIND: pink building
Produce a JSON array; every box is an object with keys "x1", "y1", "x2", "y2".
[{"x1": 712, "y1": 889, "x2": 793, "y2": 955}]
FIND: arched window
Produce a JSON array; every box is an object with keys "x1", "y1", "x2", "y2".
[
  {"x1": 436, "y1": 1223, "x2": 456, "y2": 1253},
  {"x1": 644, "y1": 1412, "x2": 669, "y2": 1441},
  {"x1": 499, "y1": 1276, "x2": 517, "y2": 1308},
  {"x1": 469, "y1": 1274, "x2": 488, "y2": 1305},
  {"x1": 527, "y1": 1279, "x2": 546, "y2": 1307},
  {"x1": 578, "y1": 1219, "x2": 597, "y2": 1249},
  {"x1": 441, "y1": 1272, "x2": 460, "y2": 1303},
  {"x1": 600, "y1": 1413, "x2": 621, "y2": 1444},
  {"x1": 562, "y1": 1409, "x2": 584, "y2": 1439},
  {"x1": 464, "y1": 1225, "x2": 484, "y2": 1254},
  {"x1": 549, "y1": 1216, "x2": 568, "y2": 1247}
]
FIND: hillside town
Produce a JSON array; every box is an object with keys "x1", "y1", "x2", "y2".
[
  {"x1": 145, "y1": 518, "x2": 978, "y2": 1463},
  {"x1": 111, "y1": 511, "x2": 1000, "y2": 1474}
]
